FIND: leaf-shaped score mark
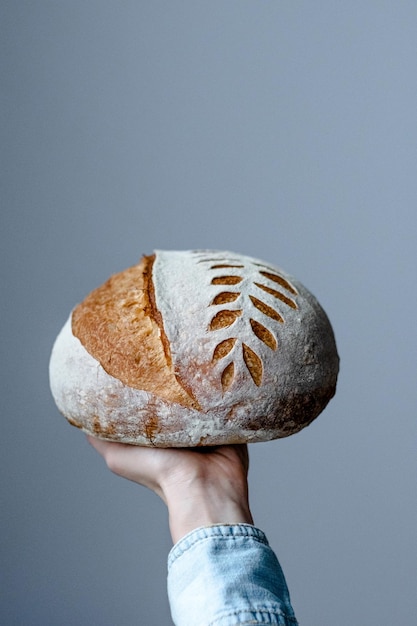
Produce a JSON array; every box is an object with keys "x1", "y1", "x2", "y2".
[
  {"x1": 210, "y1": 264, "x2": 244, "y2": 269},
  {"x1": 211, "y1": 292, "x2": 240, "y2": 305},
  {"x1": 242, "y1": 343, "x2": 263, "y2": 386},
  {"x1": 211, "y1": 276, "x2": 243, "y2": 285},
  {"x1": 250, "y1": 319, "x2": 277, "y2": 350},
  {"x1": 209, "y1": 309, "x2": 242, "y2": 331},
  {"x1": 249, "y1": 296, "x2": 284, "y2": 323},
  {"x1": 255, "y1": 282, "x2": 297, "y2": 310},
  {"x1": 212, "y1": 338, "x2": 237, "y2": 362},
  {"x1": 258, "y1": 270, "x2": 298, "y2": 295},
  {"x1": 221, "y1": 362, "x2": 235, "y2": 391}
]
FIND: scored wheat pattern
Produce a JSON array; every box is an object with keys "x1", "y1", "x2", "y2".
[{"x1": 194, "y1": 253, "x2": 299, "y2": 391}]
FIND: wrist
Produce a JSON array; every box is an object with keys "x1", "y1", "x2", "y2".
[{"x1": 164, "y1": 478, "x2": 253, "y2": 544}]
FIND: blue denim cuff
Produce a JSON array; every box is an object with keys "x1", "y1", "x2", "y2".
[{"x1": 167, "y1": 524, "x2": 298, "y2": 626}]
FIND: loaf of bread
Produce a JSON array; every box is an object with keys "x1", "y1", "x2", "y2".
[{"x1": 49, "y1": 249, "x2": 339, "y2": 446}]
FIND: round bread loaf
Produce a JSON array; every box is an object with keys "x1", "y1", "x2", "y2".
[{"x1": 49, "y1": 249, "x2": 339, "y2": 446}]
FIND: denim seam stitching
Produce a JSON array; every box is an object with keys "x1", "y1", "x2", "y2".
[
  {"x1": 207, "y1": 607, "x2": 299, "y2": 625},
  {"x1": 168, "y1": 533, "x2": 270, "y2": 569}
]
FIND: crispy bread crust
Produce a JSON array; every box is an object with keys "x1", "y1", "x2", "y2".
[{"x1": 71, "y1": 255, "x2": 198, "y2": 409}]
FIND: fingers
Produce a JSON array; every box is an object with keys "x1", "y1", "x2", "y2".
[
  {"x1": 86, "y1": 435, "x2": 134, "y2": 472},
  {"x1": 86, "y1": 434, "x2": 114, "y2": 456},
  {"x1": 86, "y1": 435, "x2": 155, "y2": 485}
]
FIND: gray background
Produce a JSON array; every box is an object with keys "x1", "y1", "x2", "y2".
[{"x1": 1, "y1": 2, "x2": 416, "y2": 625}]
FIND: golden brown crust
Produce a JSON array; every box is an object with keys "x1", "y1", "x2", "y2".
[{"x1": 72, "y1": 255, "x2": 199, "y2": 409}]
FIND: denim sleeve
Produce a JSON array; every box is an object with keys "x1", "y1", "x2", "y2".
[{"x1": 167, "y1": 524, "x2": 298, "y2": 626}]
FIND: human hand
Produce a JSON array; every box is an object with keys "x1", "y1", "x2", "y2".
[{"x1": 87, "y1": 436, "x2": 253, "y2": 543}]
